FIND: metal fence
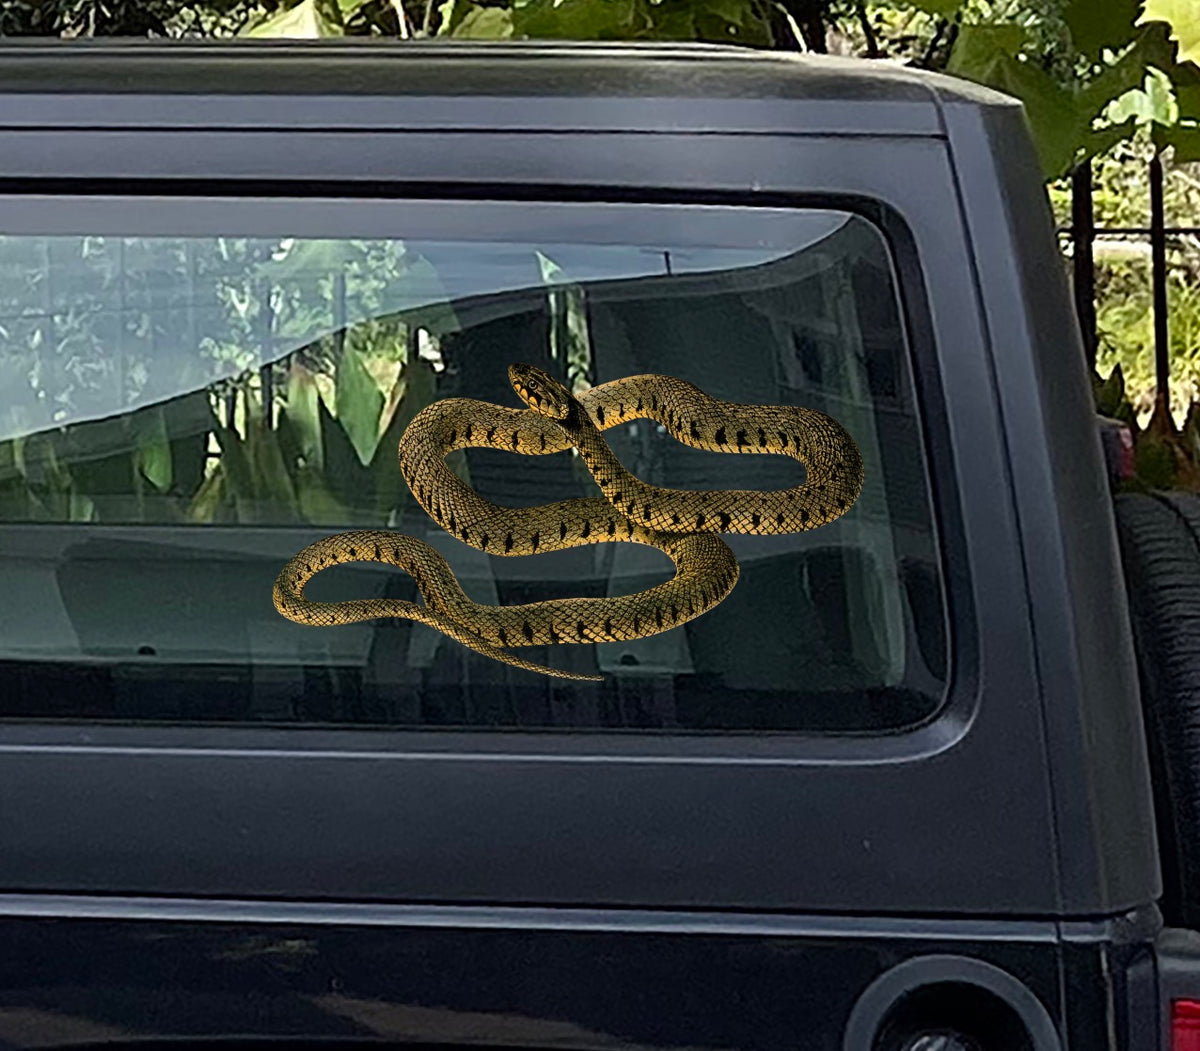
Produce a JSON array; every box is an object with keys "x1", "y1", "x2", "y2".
[{"x1": 1069, "y1": 157, "x2": 1200, "y2": 403}]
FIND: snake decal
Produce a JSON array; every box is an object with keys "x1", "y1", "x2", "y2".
[{"x1": 273, "y1": 364, "x2": 864, "y2": 681}]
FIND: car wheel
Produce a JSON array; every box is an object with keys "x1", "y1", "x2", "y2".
[{"x1": 1114, "y1": 491, "x2": 1200, "y2": 928}]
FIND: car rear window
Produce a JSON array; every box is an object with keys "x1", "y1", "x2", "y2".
[{"x1": 0, "y1": 197, "x2": 944, "y2": 732}]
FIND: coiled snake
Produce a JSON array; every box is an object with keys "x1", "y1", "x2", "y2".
[{"x1": 273, "y1": 364, "x2": 864, "y2": 681}]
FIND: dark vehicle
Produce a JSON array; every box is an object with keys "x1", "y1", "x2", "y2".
[{"x1": 0, "y1": 37, "x2": 1191, "y2": 1051}]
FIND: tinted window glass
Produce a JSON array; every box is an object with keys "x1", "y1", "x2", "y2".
[{"x1": 0, "y1": 198, "x2": 944, "y2": 731}]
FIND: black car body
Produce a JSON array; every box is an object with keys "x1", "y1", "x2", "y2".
[{"x1": 0, "y1": 39, "x2": 1185, "y2": 1051}]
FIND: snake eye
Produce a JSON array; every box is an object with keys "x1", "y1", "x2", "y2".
[{"x1": 509, "y1": 363, "x2": 573, "y2": 421}]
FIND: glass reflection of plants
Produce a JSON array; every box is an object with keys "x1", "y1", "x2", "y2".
[{"x1": 0, "y1": 235, "x2": 472, "y2": 528}]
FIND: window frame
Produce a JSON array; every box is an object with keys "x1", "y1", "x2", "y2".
[{"x1": 1, "y1": 190, "x2": 950, "y2": 750}]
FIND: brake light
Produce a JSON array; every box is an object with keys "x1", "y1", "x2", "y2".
[{"x1": 1173, "y1": 999, "x2": 1200, "y2": 1051}]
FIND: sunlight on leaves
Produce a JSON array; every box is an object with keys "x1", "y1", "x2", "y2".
[
  {"x1": 1140, "y1": 0, "x2": 1200, "y2": 67},
  {"x1": 448, "y1": 5, "x2": 514, "y2": 37},
  {"x1": 242, "y1": 0, "x2": 344, "y2": 37},
  {"x1": 1106, "y1": 67, "x2": 1181, "y2": 125}
]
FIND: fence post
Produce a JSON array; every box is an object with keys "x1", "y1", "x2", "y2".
[
  {"x1": 1150, "y1": 154, "x2": 1170, "y2": 409},
  {"x1": 1071, "y1": 160, "x2": 1097, "y2": 372}
]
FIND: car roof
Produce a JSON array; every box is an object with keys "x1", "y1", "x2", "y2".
[{"x1": 0, "y1": 39, "x2": 1015, "y2": 135}]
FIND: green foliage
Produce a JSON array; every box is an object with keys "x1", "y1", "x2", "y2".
[
  {"x1": 0, "y1": 393, "x2": 213, "y2": 523},
  {"x1": 242, "y1": 0, "x2": 346, "y2": 35},
  {"x1": 1096, "y1": 362, "x2": 1136, "y2": 424},
  {"x1": 334, "y1": 346, "x2": 386, "y2": 465},
  {"x1": 437, "y1": 0, "x2": 773, "y2": 44},
  {"x1": 0, "y1": 344, "x2": 439, "y2": 527},
  {"x1": 1065, "y1": 0, "x2": 1141, "y2": 58},
  {"x1": 442, "y1": 3, "x2": 512, "y2": 37},
  {"x1": 0, "y1": 428, "x2": 94, "y2": 522},
  {"x1": 0, "y1": 226, "x2": 452, "y2": 526},
  {"x1": 895, "y1": 0, "x2": 962, "y2": 16},
  {"x1": 1141, "y1": 0, "x2": 1200, "y2": 67},
  {"x1": 202, "y1": 352, "x2": 437, "y2": 526},
  {"x1": 1089, "y1": 364, "x2": 1200, "y2": 493},
  {"x1": 949, "y1": 23, "x2": 1087, "y2": 176},
  {"x1": 1052, "y1": 140, "x2": 1200, "y2": 432},
  {"x1": 940, "y1": 4, "x2": 1199, "y2": 178}
]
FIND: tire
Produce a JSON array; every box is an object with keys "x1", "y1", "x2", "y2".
[
  {"x1": 1114, "y1": 492, "x2": 1200, "y2": 927},
  {"x1": 1155, "y1": 491, "x2": 1200, "y2": 544}
]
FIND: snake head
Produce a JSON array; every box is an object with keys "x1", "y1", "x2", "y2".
[{"x1": 509, "y1": 363, "x2": 575, "y2": 421}]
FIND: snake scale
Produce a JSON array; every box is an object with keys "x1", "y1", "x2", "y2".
[{"x1": 273, "y1": 364, "x2": 864, "y2": 681}]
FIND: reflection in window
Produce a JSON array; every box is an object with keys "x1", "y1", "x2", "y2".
[{"x1": 0, "y1": 202, "x2": 944, "y2": 732}]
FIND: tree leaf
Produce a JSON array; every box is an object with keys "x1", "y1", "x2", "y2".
[
  {"x1": 694, "y1": 0, "x2": 745, "y2": 25},
  {"x1": 436, "y1": 0, "x2": 471, "y2": 35},
  {"x1": 284, "y1": 362, "x2": 324, "y2": 471},
  {"x1": 186, "y1": 469, "x2": 226, "y2": 524},
  {"x1": 512, "y1": 0, "x2": 647, "y2": 39},
  {"x1": 949, "y1": 31, "x2": 1086, "y2": 177},
  {"x1": 164, "y1": 391, "x2": 215, "y2": 502},
  {"x1": 68, "y1": 491, "x2": 95, "y2": 523},
  {"x1": 891, "y1": 0, "x2": 964, "y2": 16},
  {"x1": 1155, "y1": 119, "x2": 1200, "y2": 160},
  {"x1": 1140, "y1": 0, "x2": 1200, "y2": 67},
  {"x1": 318, "y1": 393, "x2": 370, "y2": 514},
  {"x1": 686, "y1": 0, "x2": 768, "y2": 37},
  {"x1": 242, "y1": 0, "x2": 344, "y2": 37},
  {"x1": 646, "y1": 3, "x2": 697, "y2": 40},
  {"x1": 1079, "y1": 29, "x2": 1167, "y2": 119},
  {"x1": 1170, "y1": 58, "x2": 1200, "y2": 116},
  {"x1": 1011, "y1": 75, "x2": 1090, "y2": 177},
  {"x1": 334, "y1": 345, "x2": 385, "y2": 467},
  {"x1": 449, "y1": 6, "x2": 514, "y2": 37},
  {"x1": 131, "y1": 407, "x2": 172, "y2": 493},
  {"x1": 212, "y1": 426, "x2": 259, "y2": 523},
  {"x1": 946, "y1": 24, "x2": 1025, "y2": 78},
  {"x1": 1066, "y1": 0, "x2": 1141, "y2": 56},
  {"x1": 247, "y1": 416, "x2": 300, "y2": 521},
  {"x1": 1096, "y1": 363, "x2": 1129, "y2": 418},
  {"x1": 1084, "y1": 116, "x2": 1139, "y2": 162},
  {"x1": 1106, "y1": 66, "x2": 1180, "y2": 124},
  {"x1": 372, "y1": 358, "x2": 438, "y2": 516}
]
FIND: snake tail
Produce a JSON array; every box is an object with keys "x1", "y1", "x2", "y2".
[{"x1": 272, "y1": 531, "x2": 604, "y2": 682}]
